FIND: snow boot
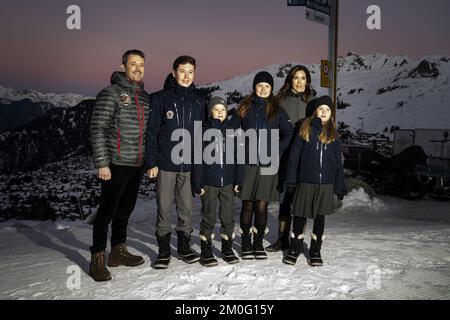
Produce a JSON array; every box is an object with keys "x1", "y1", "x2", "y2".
[
  {"x1": 282, "y1": 232, "x2": 304, "y2": 265},
  {"x1": 177, "y1": 231, "x2": 200, "y2": 264},
  {"x1": 221, "y1": 233, "x2": 239, "y2": 264},
  {"x1": 240, "y1": 225, "x2": 254, "y2": 259},
  {"x1": 154, "y1": 232, "x2": 171, "y2": 269},
  {"x1": 199, "y1": 234, "x2": 218, "y2": 267},
  {"x1": 252, "y1": 226, "x2": 268, "y2": 259},
  {"x1": 266, "y1": 216, "x2": 291, "y2": 252},
  {"x1": 108, "y1": 243, "x2": 145, "y2": 267},
  {"x1": 89, "y1": 251, "x2": 112, "y2": 282},
  {"x1": 308, "y1": 233, "x2": 324, "y2": 267}
]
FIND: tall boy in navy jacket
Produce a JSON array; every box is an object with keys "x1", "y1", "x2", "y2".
[{"x1": 145, "y1": 56, "x2": 206, "y2": 269}]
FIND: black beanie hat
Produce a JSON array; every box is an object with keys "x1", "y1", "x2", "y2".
[
  {"x1": 305, "y1": 95, "x2": 334, "y2": 117},
  {"x1": 253, "y1": 71, "x2": 274, "y2": 91}
]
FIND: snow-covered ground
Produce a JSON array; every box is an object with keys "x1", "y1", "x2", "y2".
[{"x1": 0, "y1": 189, "x2": 449, "y2": 300}]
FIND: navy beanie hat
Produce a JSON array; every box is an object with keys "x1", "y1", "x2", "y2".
[
  {"x1": 253, "y1": 71, "x2": 274, "y2": 91},
  {"x1": 305, "y1": 95, "x2": 334, "y2": 117}
]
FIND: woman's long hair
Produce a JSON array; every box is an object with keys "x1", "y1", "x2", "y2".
[
  {"x1": 299, "y1": 113, "x2": 340, "y2": 144},
  {"x1": 277, "y1": 65, "x2": 313, "y2": 104},
  {"x1": 236, "y1": 91, "x2": 279, "y2": 121}
]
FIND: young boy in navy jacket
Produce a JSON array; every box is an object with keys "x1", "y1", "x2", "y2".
[
  {"x1": 193, "y1": 96, "x2": 244, "y2": 266},
  {"x1": 284, "y1": 95, "x2": 347, "y2": 267}
]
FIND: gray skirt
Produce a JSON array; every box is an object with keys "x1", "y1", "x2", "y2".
[
  {"x1": 291, "y1": 183, "x2": 335, "y2": 219},
  {"x1": 239, "y1": 165, "x2": 279, "y2": 202}
]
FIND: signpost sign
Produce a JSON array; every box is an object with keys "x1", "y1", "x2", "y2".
[
  {"x1": 305, "y1": 8, "x2": 330, "y2": 25},
  {"x1": 306, "y1": 0, "x2": 331, "y2": 15},
  {"x1": 287, "y1": 0, "x2": 307, "y2": 6},
  {"x1": 321, "y1": 60, "x2": 331, "y2": 88}
]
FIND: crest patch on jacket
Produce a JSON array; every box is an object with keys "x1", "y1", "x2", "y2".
[
  {"x1": 120, "y1": 94, "x2": 131, "y2": 107},
  {"x1": 166, "y1": 110, "x2": 174, "y2": 119}
]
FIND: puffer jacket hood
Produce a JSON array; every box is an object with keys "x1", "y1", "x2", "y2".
[
  {"x1": 110, "y1": 71, "x2": 144, "y2": 91},
  {"x1": 163, "y1": 73, "x2": 195, "y2": 92}
]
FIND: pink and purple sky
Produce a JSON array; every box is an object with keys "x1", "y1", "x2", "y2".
[{"x1": 1, "y1": 0, "x2": 450, "y2": 96}]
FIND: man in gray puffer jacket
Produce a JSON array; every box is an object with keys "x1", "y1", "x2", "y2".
[{"x1": 89, "y1": 49, "x2": 150, "y2": 282}]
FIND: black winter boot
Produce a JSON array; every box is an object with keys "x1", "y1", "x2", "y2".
[
  {"x1": 282, "y1": 233, "x2": 304, "y2": 265},
  {"x1": 221, "y1": 233, "x2": 239, "y2": 264},
  {"x1": 154, "y1": 232, "x2": 171, "y2": 269},
  {"x1": 266, "y1": 216, "x2": 291, "y2": 252},
  {"x1": 240, "y1": 225, "x2": 254, "y2": 259},
  {"x1": 308, "y1": 233, "x2": 324, "y2": 267},
  {"x1": 252, "y1": 226, "x2": 268, "y2": 259},
  {"x1": 177, "y1": 231, "x2": 200, "y2": 264},
  {"x1": 199, "y1": 234, "x2": 218, "y2": 267}
]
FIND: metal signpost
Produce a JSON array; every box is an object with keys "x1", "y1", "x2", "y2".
[{"x1": 287, "y1": 0, "x2": 339, "y2": 117}]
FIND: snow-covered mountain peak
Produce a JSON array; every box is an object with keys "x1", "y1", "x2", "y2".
[
  {"x1": 199, "y1": 52, "x2": 450, "y2": 133},
  {"x1": 0, "y1": 84, "x2": 91, "y2": 108}
]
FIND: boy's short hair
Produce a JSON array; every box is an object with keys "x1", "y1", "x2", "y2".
[
  {"x1": 173, "y1": 55, "x2": 196, "y2": 70},
  {"x1": 122, "y1": 49, "x2": 145, "y2": 65}
]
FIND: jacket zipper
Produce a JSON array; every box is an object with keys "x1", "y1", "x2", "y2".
[
  {"x1": 319, "y1": 140, "x2": 323, "y2": 184},
  {"x1": 117, "y1": 128, "x2": 121, "y2": 157},
  {"x1": 174, "y1": 103, "x2": 180, "y2": 126},
  {"x1": 220, "y1": 130, "x2": 224, "y2": 186},
  {"x1": 181, "y1": 97, "x2": 185, "y2": 172},
  {"x1": 134, "y1": 88, "x2": 144, "y2": 165},
  {"x1": 256, "y1": 109, "x2": 260, "y2": 166}
]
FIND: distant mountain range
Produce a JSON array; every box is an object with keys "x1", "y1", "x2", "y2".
[
  {"x1": 0, "y1": 99, "x2": 95, "y2": 173},
  {"x1": 201, "y1": 52, "x2": 450, "y2": 133},
  {"x1": 0, "y1": 52, "x2": 449, "y2": 173},
  {"x1": 0, "y1": 85, "x2": 91, "y2": 132}
]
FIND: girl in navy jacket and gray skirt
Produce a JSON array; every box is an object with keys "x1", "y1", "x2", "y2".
[
  {"x1": 284, "y1": 95, "x2": 346, "y2": 267},
  {"x1": 236, "y1": 71, "x2": 294, "y2": 260}
]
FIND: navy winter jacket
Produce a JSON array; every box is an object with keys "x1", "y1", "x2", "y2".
[
  {"x1": 239, "y1": 98, "x2": 294, "y2": 167},
  {"x1": 192, "y1": 111, "x2": 244, "y2": 192},
  {"x1": 286, "y1": 118, "x2": 347, "y2": 197},
  {"x1": 145, "y1": 74, "x2": 206, "y2": 172}
]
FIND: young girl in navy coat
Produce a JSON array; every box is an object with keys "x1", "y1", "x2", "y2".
[
  {"x1": 284, "y1": 95, "x2": 346, "y2": 266},
  {"x1": 236, "y1": 71, "x2": 294, "y2": 259}
]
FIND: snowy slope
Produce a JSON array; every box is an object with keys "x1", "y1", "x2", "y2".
[
  {"x1": 0, "y1": 84, "x2": 91, "y2": 108},
  {"x1": 0, "y1": 191, "x2": 449, "y2": 300},
  {"x1": 199, "y1": 53, "x2": 450, "y2": 133}
]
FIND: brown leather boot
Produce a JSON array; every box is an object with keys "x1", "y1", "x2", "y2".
[
  {"x1": 89, "y1": 252, "x2": 112, "y2": 282},
  {"x1": 108, "y1": 243, "x2": 145, "y2": 267}
]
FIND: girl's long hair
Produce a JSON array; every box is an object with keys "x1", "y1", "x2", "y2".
[
  {"x1": 300, "y1": 113, "x2": 340, "y2": 144},
  {"x1": 236, "y1": 91, "x2": 279, "y2": 121},
  {"x1": 277, "y1": 65, "x2": 313, "y2": 104}
]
